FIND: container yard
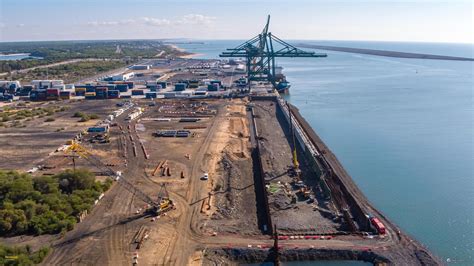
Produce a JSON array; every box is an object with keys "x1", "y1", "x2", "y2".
[{"x1": 0, "y1": 40, "x2": 440, "y2": 265}]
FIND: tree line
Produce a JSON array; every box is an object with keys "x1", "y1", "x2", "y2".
[{"x1": 0, "y1": 169, "x2": 112, "y2": 236}]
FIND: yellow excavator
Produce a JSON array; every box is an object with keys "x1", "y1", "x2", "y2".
[
  {"x1": 287, "y1": 101, "x2": 301, "y2": 178},
  {"x1": 65, "y1": 140, "x2": 174, "y2": 215}
]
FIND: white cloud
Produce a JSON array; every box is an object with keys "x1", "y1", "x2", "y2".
[
  {"x1": 87, "y1": 21, "x2": 119, "y2": 26},
  {"x1": 141, "y1": 17, "x2": 171, "y2": 26},
  {"x1": 177, "y1": 14, "x2": 216, "y2": 25},
  {"x1": 86, "y1": 14, "x2": 215, "y2": 28}
]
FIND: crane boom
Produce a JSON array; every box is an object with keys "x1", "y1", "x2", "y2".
[
  {"x1": 220, "y1": 15, "x2": 327, "y2": 90},
  {"x1": 65, "y1": 141, "x2": 171, "y2": 213}
]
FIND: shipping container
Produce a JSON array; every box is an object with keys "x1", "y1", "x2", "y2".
[
  {"x1": 125, "y1": 81, "x2": 134, "y2": 89},
  {"x1": 107, "y1": 90, "x2": 120, "y2": 99},
  {"x1": 16, "y1": 86, "x2": 33, "y2": 96},
  {"x1": 106, "y1": 84, "x2": 116, "y2": 89},
  {"x1": 157, "y1": 81, "x2": 167, "y2": 88},
  {"x1": 59, "y1": 91, "x2": 71, "y2": 100},
  {"x1": 210, "y1": 80, "x2": 222, "y2": 86},
  {"x1": 30, "y1": 91, "x2": 46, "y2": 101},
  {"x1": 208, "y1": 84, "x2": 219, "y2": 91},
  {"x1": 46, "y1": 89, "x2": 60, "y2": 100},
  {"x1": 84, "y1": 86, "x2": 95, "y2": 93},
  {"x1": 164, "y1": 92, "x2": 176, "y2": 98},
  {"x1": 87, "y1": 126, "x2": 108, "y2": 133},
  {"x1": 188, "y1": 80, "x2": 199, "y2": 88},
  {"x1": 131, "y1": 89, "x2": 144, "y2": 96},
  {"x1": 116, "y1": 84, "x2": 129, "y2": 92},
  {"x1": 75, "y1": 89, "x2": 86, "y2": 96},
  {"x1": 85, "y1": 92, "x2": 96, "y2": 100},
  {"x1": 46, "y1": 89, "x2": 60, "y2": 96},
  {"x1": 145, "y1": 92, "x2": 157, "y2": 99},
  {"x1": 174, "y1": 83, "x2": 187, "y2": 91}
]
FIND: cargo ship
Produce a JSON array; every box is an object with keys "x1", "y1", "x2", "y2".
[
  {"x1": 275, "y1": 66, "x2": 291, "y2": 93},
  {"x1": 276, "y1": 80, "x2": 291, "y2": 93}
]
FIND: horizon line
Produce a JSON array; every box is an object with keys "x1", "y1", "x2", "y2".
[{"x1": 0, "y1": 38, "x2": 473, "y2": 46}]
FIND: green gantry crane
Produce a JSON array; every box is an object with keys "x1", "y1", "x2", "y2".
[{"x1": 219, "y1": 15, "x2": 327, "y2": 91}]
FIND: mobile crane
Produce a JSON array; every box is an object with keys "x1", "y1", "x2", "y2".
[{"x1": 65, "y1": 141, "x2": 174, "y2": 215}]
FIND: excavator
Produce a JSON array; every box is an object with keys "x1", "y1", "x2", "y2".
[{"x1": 65, "y1": 140, "x2": 174, "y2": 215}]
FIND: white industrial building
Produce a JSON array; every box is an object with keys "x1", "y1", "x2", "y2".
[
  {"x1": 129, "y1": 65, "x2": 151, "y2": 70},
  {"x1": 112, "y1": 72, "x2": 135, "y2": 81},
  {"x1": 0, "y1": 80, "x2": 21, "y2": 89},
  {"x1": 31, "y1": 80, "x2": 64, "y2": 89}
]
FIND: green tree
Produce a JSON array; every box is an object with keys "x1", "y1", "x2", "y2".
[{"x1": 55, "y1": 169, "x2": 95, "y2": 193}]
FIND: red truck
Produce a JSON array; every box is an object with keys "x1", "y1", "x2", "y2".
[{"x1": 370, "y1": 217, "x2": 386, "y2": 235}]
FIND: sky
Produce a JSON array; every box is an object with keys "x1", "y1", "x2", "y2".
[{"x1": 0, "y1": 0, "x2": 472, "y2": 43}]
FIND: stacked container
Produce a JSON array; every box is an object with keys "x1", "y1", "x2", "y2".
[
  {"x1": 108, "y1": 90, "x2": 120, "y2": 99},
  {"x1": 116, "y1": 84, "x2": 129, "y2": 92},
  {"x1": 157, "y1": 81, "x2": 167, "y2": 88},
  {"x1": 208, "y1": 83, "x2": 219, "y2": 91},
  {"x1": 174, "y1": 83, "x2": 187, "y2": 91},
  {"x1": 60, "y1": 91, "x2": 71, "y2": 100},
  {"x1": 125, "y1": 81, "x2": 134, "y2": 89},
  {"x1": 131, "y1": 89, "x2": 144, "y2": 96},
  {"x1": 95, "y1": 87, "x2": 108, "y2": 99},
  {"x1": 85, "y1": 92, "x2": 96, "y2": 100},
  {"x1": 30, "y1": 90, "x2": 47, "y2": 101},
  {"x1": 75, "y1": 87, "x2": 87, "y2": 96},
  {"x1": 46, "y1": 89, "x2": 60, "y2": 100},
  {"x1": 145, "y1": 92, "x2": 157, "y2": 99}
]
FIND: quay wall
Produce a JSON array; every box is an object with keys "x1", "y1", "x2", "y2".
[{"x1": 251, "y1": 95, "x2": 371, "y2": 231}]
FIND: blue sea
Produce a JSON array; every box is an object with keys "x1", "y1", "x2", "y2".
[{"x1": 176, "y1": 40, "x2": 473, "y2": 265}]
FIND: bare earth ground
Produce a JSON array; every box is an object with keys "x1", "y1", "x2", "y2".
[
  {"x1": 26, "y1": 98, "x2": 258, "y2": 265},
  {"x1": 253, "y1": 101, "x2": 342, "y2": 235},
  {"x1": 0, "y1": 100, "x2": 117, "y2": 171}
]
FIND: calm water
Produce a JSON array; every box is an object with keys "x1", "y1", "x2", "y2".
[
  {"x1": 177, "y1": 40, "x2": 474, "y2": 265},
  {"x1": 0, "y1": 53, "x2": 42, "y2": 60}
]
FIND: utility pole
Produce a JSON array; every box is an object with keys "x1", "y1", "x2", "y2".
[{"x1": 273, "y1": 224, "x2": 280, "y2": 266}]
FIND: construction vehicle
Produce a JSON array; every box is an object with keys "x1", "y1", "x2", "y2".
[
  {"x1": 65, "y1": 140, "x2": 174, "y2": 215},
  {"x1": 287, "y1": 101, "x2": 301, "y2": 178}
]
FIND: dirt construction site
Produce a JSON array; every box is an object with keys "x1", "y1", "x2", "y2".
[
  {"x1": 0, "y1": 92, "x2": 443, "y2": 265},
  {"x1": 26, "y1": 97, "x2": 263, "y2": 265}
]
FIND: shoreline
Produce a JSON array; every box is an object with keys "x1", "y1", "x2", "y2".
[{"x1": 167, "y1": 43, "x2": 204, "y2": 59}]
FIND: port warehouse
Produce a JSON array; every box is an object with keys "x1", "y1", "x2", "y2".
[{"x1": 0, "y1": 77, "x2": 228, "y2": 102}]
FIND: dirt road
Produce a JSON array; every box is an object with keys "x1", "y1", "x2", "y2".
[{"x1": 0, "y1": 59, "x2": 109, "y2": 77}]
